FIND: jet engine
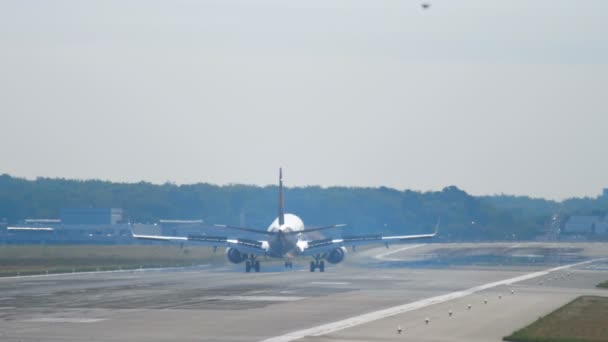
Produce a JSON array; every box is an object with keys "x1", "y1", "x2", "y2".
[
  {"x1": 226, "y1": 248, "x2": 247, "y2": 264},
  {"x1": 325, "y1": 247, "x2": 347, "y2": 264}
]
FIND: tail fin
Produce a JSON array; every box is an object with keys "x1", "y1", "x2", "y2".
[{"x1": 278, "y1": 168, "x2": 285, "y2": 226}]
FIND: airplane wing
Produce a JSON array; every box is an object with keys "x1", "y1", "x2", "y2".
[
  {"x1": 131, "y1": 232, "x2": 269, "y2": 255},
  {"x1": 299, "y1": 223, "x2": 438, "y2": 256}
]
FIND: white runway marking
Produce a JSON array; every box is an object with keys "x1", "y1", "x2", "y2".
[
  {"x1": 205, "y1": 296, "x2": 305, "y2": 302},
  {"x1": 309, "y1": 282, "x2": 350, "y2": 286},
  {"x1": 584, "y1": 264, "x2": 608, "y2": 271},
  {"x1": 374, "y1": 244, "x2": 425, "y2": 261},
  {"x1": 259, "y1": 259, "x2": 601, "y2": 342},
  {"x1": 21, "y1": 282, "x2": 57, "y2": 286},
  {"x1": 24, "y1": 318, "x2": 107, "y2": 323},
  {"x1": 24, "y1": 317, "x2": 106, "y2": 323}
]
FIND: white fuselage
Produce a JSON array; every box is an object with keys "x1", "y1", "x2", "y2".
[
  {"x1": 266, "y1": 213, "x2": 305, "y2": 257},
  {"x1": 267, "y1": 213, "x2": 305, "y2": 233}
]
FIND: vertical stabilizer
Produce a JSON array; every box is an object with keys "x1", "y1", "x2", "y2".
[{"x1": 278, "y1": 168, "x2": 285, "y2": 226}]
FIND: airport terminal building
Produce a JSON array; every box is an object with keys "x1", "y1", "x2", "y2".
[
  {"x1": 1, "y1": 208, "x2": 132, "y2": 244},
  {"x1": 563, "y1": 215, "x2": 608, "y2": 235},
  {"x1": 0, "y1": 208, "x2": 210, "y2": 245}
]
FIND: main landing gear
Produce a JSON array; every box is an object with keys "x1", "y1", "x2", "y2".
[
  {"x1": 284, "y1": 260, "x2": 293, "y2": 269},
  {"x1": 309, "y1": 260, "x2": 325, "y2": 272},
  {"x1": 245, "y1": 257, "x2": 260, "y2": 273}
]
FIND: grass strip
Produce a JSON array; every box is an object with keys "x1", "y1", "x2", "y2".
[
  {"x1": 503, "y1": 296, "x2": 608, "y2": 342},
  {"x1": 0, "y1": 244, "x2": 225, "y2": 277}
]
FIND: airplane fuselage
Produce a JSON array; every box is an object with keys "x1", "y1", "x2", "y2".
[{"x1": 266, "y1": 213, "x2": 305, "y2": 258}]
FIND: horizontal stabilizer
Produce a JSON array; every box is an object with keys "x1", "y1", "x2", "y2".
[
  {"x1": 283, "y1": 224, "x2": 347, "y2": 235},
  {"x1": 215, "y1": 223, "x2": 346, "y2": 236},
  {"x1": 214, "y1": 224, "x2": 273, "y2": 235}
]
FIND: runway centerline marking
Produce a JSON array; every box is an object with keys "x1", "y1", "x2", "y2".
[
  {"x1": 259, "y1": 258, "x2": 602, "y2": 342},
  {"x1": 203, "y1": 296, "x2": 305, "y2": 302},
  {"x1": 24, "y1": 317, "x2": 106, "y2": 323},
  {"x1": 374, "y1": 244, "x2": 425, "y2": 261}
]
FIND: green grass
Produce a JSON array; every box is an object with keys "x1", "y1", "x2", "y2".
[
  {"x1": 597, "y1": 281, "x2": 608, "y2": 289},
  {"x1": 503, "y1": 296, "x2": 608, "y2": 342},
  {"x1": 0, "y1": 244, "x2": 226, "y2": 277}
]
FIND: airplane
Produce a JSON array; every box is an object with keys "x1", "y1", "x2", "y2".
[{"x1": 132, "y1": 168, "x2": 438, "y2": 272}]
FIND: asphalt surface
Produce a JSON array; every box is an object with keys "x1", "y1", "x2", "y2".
[{"x1": 0, "y1": 242, "x2": 607, "y2": 342}]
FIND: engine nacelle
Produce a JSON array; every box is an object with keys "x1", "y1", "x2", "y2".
[
  {"x1": 226, "y1": 248, "x2": 247, "y2": 264},
  {"x1": 325, "y1": 247, "x2": 347, "y2": 264}
]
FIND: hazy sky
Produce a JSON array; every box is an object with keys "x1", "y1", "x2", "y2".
[{"x1": 1, "y1": 0, "x2": 607, "y2": 200}]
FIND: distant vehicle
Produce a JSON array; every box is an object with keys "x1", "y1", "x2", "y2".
[{"x1": 132, "y1": 169, "x2": 438, "y2": 272}]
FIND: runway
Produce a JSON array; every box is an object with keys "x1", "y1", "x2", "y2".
[{"x1": 0, "y1": 242, "x2": 607, "y2": 342}]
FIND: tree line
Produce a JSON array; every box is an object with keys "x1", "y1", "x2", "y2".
[{"x1": 1, "y1": 174, "x2": 606, "y2": 240}]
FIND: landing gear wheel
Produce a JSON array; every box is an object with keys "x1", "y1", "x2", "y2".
[
  {"x1": 254, "y1": 260, "x2": 260, "y2": 272},
  {"x1": 310, "y1": 261, "x2": 316, "y2": 272},
  {"x1": 319, "y1": 261, "x2": 325, "y2": 272},
  {"x1": 245, "y1": 261, "x2": 251, "y2": 273}
]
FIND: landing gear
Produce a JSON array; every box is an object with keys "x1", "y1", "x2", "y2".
[
  {"x1": 284, "y1": 261, "x2": 293, "y2": 269},
  {"x1": 245, "y1": 257, "x2": 261, "y2": 273},
  {"x1": 309, "y1": 260, "x2": 325, "y2": 272}
]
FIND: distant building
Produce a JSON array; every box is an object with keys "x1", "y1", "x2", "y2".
[
  {"x1": 160, "y1": 219, "x2": 205, "y2": 236},
  {"x1": 131, "y1": 223, "x2": 161, "y2": 236},
  {"x1": 61, "y1": 208, "x2": 123, "y2": 225},
  {"x1": 24, "y1": 219, "x2": 61, "y2": 224},
  {"x1": 2, "y1": 223, "x2": 133, "y2": 244},
  {"x1": 563, "y1": 215, "x2": 608, "y2": 234},
  {"x1": 1, "y1": 208, "x2": 131, "y2": 244},
  {"x1": 603, "y1": 188, "x2": 608, "y2": 198},
  {"x1": 596, "y1": 217, "x2": 608, "y2": 234},
  {"x1": 2, "y1": 210, "x2": 222, "y2": 244}
]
